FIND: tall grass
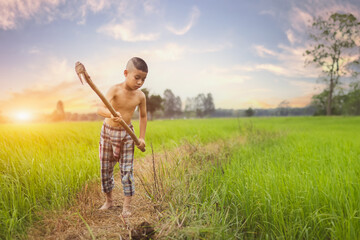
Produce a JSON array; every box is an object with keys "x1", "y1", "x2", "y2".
[
  {"x1": 161, "y1": 117, "x2": 360, "y2": 239},
  {"x1": 0, "y1": 119, "x2": 239, "y2": 239}
]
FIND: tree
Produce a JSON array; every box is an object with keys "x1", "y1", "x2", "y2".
[
  {"x1": 342, "y1": 81, "x2": 360, "y2": 115},
  {"x1": 185, "y1": 97, "x2": 195, "y2": 112},
  {"x1": 163, "y1": 89, "x2": 182, "y2": 118},
  {"x1": 193, "y1": 93, "x2": 215, "y2": 118},
  {"x1": 148, "y1": 95, "x2": 163, "y2": 120},
  {"x1": 175, "y1": 96, "x2": 182, "y2": 115},
  {"x1": 311, "y1": 89, "x2": 344, "y2": 115},
  {"x1": 52, "y1": 100, "x2": 65, "y2": 121},
  {"x1": 142, "y1": 88, "x2": 150, "y2": 100},
  {"x1": 245, "y1": 107, "x2": 254, "y2": 117},
  {"x1": 277, "y1": 100, "x2": 290, "y2": 116},
  {"x1": 204, "y1": 93, "x2": 215, "y2": 116},
  {"x1": 195, "y1": 93, "x2": 206, "y2": 117},
  {"x1": 184, "y1": 97, "x2": 196, "y2": 118},
  {"x1": 142, "y1": 88, "x2": 163, "y2": 120},
  {"x1": 305, "y1": 13, "x2": 360, "y2": 115}
]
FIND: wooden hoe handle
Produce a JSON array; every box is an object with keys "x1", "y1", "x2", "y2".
[{"x1": 75, "y1": 62, "x2": 145, "y2": 152}]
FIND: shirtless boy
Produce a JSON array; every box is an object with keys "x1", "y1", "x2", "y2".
[{"x1": 97, "y1": 57, "x2": 147, "y2": 217}]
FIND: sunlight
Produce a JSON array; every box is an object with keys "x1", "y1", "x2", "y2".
[{"x1": 15, "y1": 111, "x2": 32, "y2": 121}]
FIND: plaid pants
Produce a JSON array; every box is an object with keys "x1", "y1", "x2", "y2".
[{"x1": 99, "y1": 122, "x2": 135, "y2": 196}]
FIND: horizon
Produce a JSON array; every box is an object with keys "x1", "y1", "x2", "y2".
[{"x1": 1, "y1": 0, "x2": 360, "y2": 122}]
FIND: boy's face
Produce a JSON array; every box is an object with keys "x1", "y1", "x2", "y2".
[{"x1": 124, "y1": 68, "x2": 147, "y2": 90}]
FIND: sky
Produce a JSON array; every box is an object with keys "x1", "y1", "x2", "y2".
[{"x1": 1, "y1": 0, "x2": 360, "y2": 119}]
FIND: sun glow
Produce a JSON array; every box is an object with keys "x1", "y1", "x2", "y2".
[{"x1": 14, "y1": 111, "x2": 32, "y2": 121}]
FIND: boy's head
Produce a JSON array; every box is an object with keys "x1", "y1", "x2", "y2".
[
  {"x1": 126, "y1": 57, "x2": 148, "y2": 73},
  {"x1": 124, "y1": 57, "x2": 148, "y2": 90}
]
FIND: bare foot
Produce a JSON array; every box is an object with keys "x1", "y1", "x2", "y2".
[
  {"x1": 122, "y1": 207, "x2": 132, "y2": 217},
  {"x1": 122, "y1": 196, "x2": 132, "y2": 217},
  {"x1": 99, "y1": 201, "x2": 113, "y2": 210}
]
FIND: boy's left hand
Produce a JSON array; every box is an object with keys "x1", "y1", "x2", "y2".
[{"x1": 137, "y1": 138, "x2": 146, "y2": 150}]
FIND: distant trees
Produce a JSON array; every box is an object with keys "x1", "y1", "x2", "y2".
[
  {"x1": 342, "y1": 82, "x2": 360, "y2": 115},
  {"x1": 51, "y1": 100, "x2": 65, "y2": 121},
  {"x1": 305, "y1": 13, "x2": 360, "y2": 115},
  {"x1": 311, "y1": 81, "x2": 360, "y2": 115},
  {"x1": 245, "y1": 107, "x2": 254, "y2": 117},
  {"x1": 142, "y1": 88, "x2": 163, "y2": 120},
  {"x1": 139, "y1": 90, "x2": 216, "y2": 119},
  {"x1": 39, "y1": 90, "x2": 218, "y2": 122},
  {"x1": 204, "y1": 93, "x2": 215, "y2": 116},
  {"x1": 276, "y1": 100, "x2": 290, "y2": 116},
  {"x1": 163, "y1": 89, "x2": 182, "y2": 118},
  {"x1": 185, "y1": 93, "x2": 215, "y2": 118}
]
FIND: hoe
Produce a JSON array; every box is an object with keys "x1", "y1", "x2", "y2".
[{"x1": 75, "y1": 61, "x2": 145, "y2": 152}]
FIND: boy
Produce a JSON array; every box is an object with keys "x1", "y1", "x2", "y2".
[{"x1": 97, "y1": 57, "x2": 147, "y2": 217}]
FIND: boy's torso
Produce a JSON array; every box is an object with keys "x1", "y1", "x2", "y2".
[{"x1": 105, "y1": 84, "x2": 142, "y2": 127}]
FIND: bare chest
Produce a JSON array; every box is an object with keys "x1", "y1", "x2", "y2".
[{"x1": 111, "y1": 91, "x2": 140, "y2": 112}]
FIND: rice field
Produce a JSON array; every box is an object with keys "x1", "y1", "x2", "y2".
[
  {"x1": 0, "y1": 117, "x2": 359, "y2": 239},
  {"x1": 162, "y1": 117, "x2": 360, "y2": 239},
  {"x1": 0, "y1": 119, "x2": 239, "y2": 239}
]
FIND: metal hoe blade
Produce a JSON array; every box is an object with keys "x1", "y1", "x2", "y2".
[{"x1": 75, "y1": 61, "x2": 86, "y2": 85}]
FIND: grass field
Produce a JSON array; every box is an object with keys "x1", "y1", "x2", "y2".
[
  {"x1": 161, "y1": 117, "x2": 360, "y2": 239},
  {"x1": 0, "y1": 119, "x2": 239, "y2": 239},
  {"x1": 0, "y1": 117, "x2": 359, "y2": 239}
]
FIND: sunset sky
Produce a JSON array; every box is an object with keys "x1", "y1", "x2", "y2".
[{"x1": 1, "y1": 0, "x2": 360, "y2": 119}]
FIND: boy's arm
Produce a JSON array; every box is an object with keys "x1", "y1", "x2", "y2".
[
  {"x1": 138, "y1": 93, "x2": 147, "y2": 147},
  {"x1": 96, "y1": 86, "x2": 117, "y2": 118}
]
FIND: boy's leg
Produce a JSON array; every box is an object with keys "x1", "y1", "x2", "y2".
[
  {"x1": 99, "y1": 125, "x2": 117, "y2": 210},
  {"x1": 120, "y1": 128, "x2": 135, "y2": 217},
  {"x1": 100, "y1": 191, "x2": 113, "y2": 210}
]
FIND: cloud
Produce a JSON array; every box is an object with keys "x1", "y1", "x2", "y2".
[
  {"x1": 0, "y1": 0, "x2": 157, "y2": 29},
  {"x1": 253, "y1": 45, "x2": 277, "y2": 57},
  {"x1": 286, "y1": 29, "x2": 298, "y2": 45},
  {"x1": 255, "y1": 64, "x2": 291, "y2": 76},
  {"x1": 288, "y1": 80, "x2": 325, "y2": 94},
  {"x1": 35, "y1": 58, "x2": 77, "y2": 85},
  {"x1": 284, "y1": 0, "x2": 360, "y2": 46},
  {"x1": 83, "y1": 0, "x2": 109, "y2": 13},
  {"x1": 0, "y1": 0, "x2": 63, "y2": 30},
  {"x1": 141, "y1": 41, "x2": 231, "y2": 62},
  {"x1": 97, "y1": 19, "x2": 159, "y2": 41},
  {"x1": 247, "y1": 44, "x2": 321, "y2": 78},
  {"x1": 77, "y1": 0, "x2": 112, "y2": 24},
  {"x1": 259, "y1": 9, "x2": 276, "y2": 17},
  {"x1": 141, "y1": 43, "x2": 186, "y2": 61},
  {"x1": 167, "y1": 6, "x2": 200, "y2": 35},
  {"x1": 143, "y1": 0, "x2": 161, "y2": 15},
  {"x1": 289, "y1": 7, "x2": 313, "y2": 33}
]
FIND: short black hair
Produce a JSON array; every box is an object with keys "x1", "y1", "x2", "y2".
[{"x1": 129, "y1": 57, "x2": 148, "y2": 73}]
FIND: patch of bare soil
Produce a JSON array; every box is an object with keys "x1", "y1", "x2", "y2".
[{"x1": 26, "y1": 137, "x2": 245, "y2": 240}]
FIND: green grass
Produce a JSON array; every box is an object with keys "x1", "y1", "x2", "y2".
[
  {"x1": 0, "y1": 119, "x2": 239, "y2": 239},
  {"x1": 1, "y1": 117, "x2": 359, "y2": 239},
  {"x1": 163, "y1": 117, "x2": 360, "y2": 239}
]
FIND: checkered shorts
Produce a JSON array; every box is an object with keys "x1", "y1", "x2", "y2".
[{"x1": 99, "y1": 122, "x2": 135, "y2": 196}]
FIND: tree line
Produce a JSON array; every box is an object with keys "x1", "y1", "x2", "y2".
[{"x1": 141, "y1": 88, "x2": 215, "y2": 120}]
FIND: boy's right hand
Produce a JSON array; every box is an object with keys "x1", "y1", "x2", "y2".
[{"x1": 111, "y1": 111, "x2": 123, "y2": 122}]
